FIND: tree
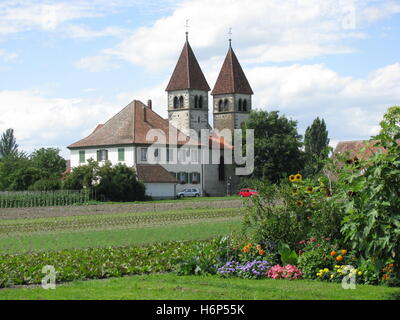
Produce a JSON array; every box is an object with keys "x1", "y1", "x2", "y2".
[
  {"x1": 30, "y1": 148, "x2": 66, "y2": 179},
  {"x1": 242, "y1": 110, "x2": 304, "y2": 183},
  {"x1": 62, "y1": 160, "x2": 146, "y2": 201},
  {"x1": 0, "y1": 128, "x2": 19, "y2": 158},
  {"x1": 303, "y1": 117, "x2": 330, "y2": 177}
]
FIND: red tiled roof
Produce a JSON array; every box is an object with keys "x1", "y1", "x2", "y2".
[
  {"x1": 333, "y1": 139, "x2": 400, "y2": 160},
  {"x1": 67, "y1": 100, "x2": 197, "y2": 149},
  {"x1": 211, "y1": 46, "x2": 253, "y2": 95},
  {"x1": 166, "y1": 40, "x2": 210, "y2": 92},
  {"x1": 135, "y1": 164, "x2": 178, "y2": 183}
]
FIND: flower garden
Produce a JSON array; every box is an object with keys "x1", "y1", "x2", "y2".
[{"x1": 171, "y1": 106, "x2": 400, "y2": 288}]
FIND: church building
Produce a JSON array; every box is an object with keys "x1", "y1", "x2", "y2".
[{"x1": 68, "y1": 34, "x2": 254, "y2": 199}]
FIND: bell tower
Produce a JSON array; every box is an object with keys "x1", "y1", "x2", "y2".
[
  {"x1": 211, "y1": 40, "x2": 253, "y2": 145},
  {"x1": 166, "y1": 33, "x2": 210, "y2": 137}
]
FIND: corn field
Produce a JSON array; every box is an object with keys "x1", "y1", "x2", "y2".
[{"x1": 0, "y1": 190, "x2": 95, "y2": 208}]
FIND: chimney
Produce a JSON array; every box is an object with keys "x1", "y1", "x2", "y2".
[
  {"x1": 144, "y1": 105, "x2": 147, "y2": 122},
  {"x1": 147, "y1": 99, "x2": 152, "y2": 109}
]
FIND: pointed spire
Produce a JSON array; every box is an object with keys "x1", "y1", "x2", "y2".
[
  {"x1": 211, "y1": 45, "x2": 253, "y2": 95},
  {"x1": 166, "y1": 39, "x2": 210, "y2": 92}
]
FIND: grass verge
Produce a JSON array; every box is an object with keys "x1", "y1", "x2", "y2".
[{"x1": 1, "y1": 273, "x2": 399, "y2": 300}]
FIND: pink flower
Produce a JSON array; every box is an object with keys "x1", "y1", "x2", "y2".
[{"x1": 298, "y1": 250, "x2": 303, "y2": 255}]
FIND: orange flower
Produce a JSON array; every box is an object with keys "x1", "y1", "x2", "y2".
[
  {"x1": 389, "y1": 264, "x2": 394, "y2": 268},
  {"x1": 341, "y1": 249, "x2": 347, "y2": 255},
  {"x1": 330, "y1": 251, "x2": 337, "y2": 257},
  {"x1": 258, "y1": 250, "x2": 265, "y2": 255},
  {"x1": 256, "y1": 244, "x2": 262, "y2": 250},
  {"x1": 336, "y1": 255, "x2": 343, "y2": 262}
]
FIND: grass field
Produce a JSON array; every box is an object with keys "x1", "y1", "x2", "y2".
[
  {"x1": 0, "y1": 207, "x2": 243, "y2": 253},
  {"x1": 1, "y1": 273, "x2": 399, "y2": 300}
]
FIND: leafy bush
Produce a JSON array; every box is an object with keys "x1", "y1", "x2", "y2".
[
  {"x1": 243, "y1": 177, "x2": 343, "y2": 249},
  {"x1": 28, "y1": 178, "x2": 61, "y2": 191},
  {"x1": 63, "y1": 160, "x2": 146, "y2": 202},
  {"x1": 173, "y1": 237, "x2": 231, "y2": 275},
  {"x1": 0, "y1": 240, "x2": 211, "y2": 288},
  {"x1": 338, "y1": 106, "x2": 400, "y2": 278},
  {"x1": 278, "y1": 243, "x2": 298, "y2": 266}
]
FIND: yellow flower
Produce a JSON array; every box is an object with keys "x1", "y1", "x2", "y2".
[
  {"x1": 289, "y1": 175, "x2": 296, "y2": 182},
  {"x1": 295, "y1": 173, "x2": 302, "y2": 182},
  {"x1": 357, "y1": 271, "x2": 363, "y2": 276},
  {"x1": 323, "y1": 268, "x2": 329, "y2": 272},
  {"x1": 296, "y1": 200, "x2": 304, "y2": 207},
  {"x1": 330, "y1": 274, "x2": 334, "y2": 279},
  {"x1": 306, "y1": 186, "x2": 315, "y2": 193}
]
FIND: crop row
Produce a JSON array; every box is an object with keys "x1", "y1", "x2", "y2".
[
  {"x1": 0, "y1": 190, "x2": 95, "y2": 208},
  {"x1": 0, "y1": 239, "x2": 214, "y2": 288},
  {"x1": 0, "y1": 209, "x2": 243, "y2": 235}
]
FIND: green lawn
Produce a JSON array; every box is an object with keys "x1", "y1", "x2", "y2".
[
  {"x1": 1, "y1": 273, "x2": 399, "y2": 300},
  {"x1": 0, "y1": 219, "x2": 241, "y2": 253}
]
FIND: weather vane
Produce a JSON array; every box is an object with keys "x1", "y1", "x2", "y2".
[
  {"x1": 185, "y1": 19, "x2": 190, "y2": 40},
  {"x1": 228, "y1": 27, "x2": 232, "y2": 47}
]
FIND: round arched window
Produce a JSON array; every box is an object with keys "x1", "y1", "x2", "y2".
[
  {"x1": 238, "y1": 99, "x2": 242, "y2": 111},
  {"x1": 173, "y1": 96, "x2": 178, "y2": 109},
  {"x1": 224, "y1": 99, "x2": 229, "y2": 111},
  {"x1": 194, "y1": 96, "x2": 198, "y2": 108},
  {"x1": 218, "y1": 100, "x2": 223, "y2": 112},
  {"x1": 243, "y1": 99, "x2": 247, "y2": 111},
  {"x1": 179, "y1": 96, "x2": 184, "y2": 108}
]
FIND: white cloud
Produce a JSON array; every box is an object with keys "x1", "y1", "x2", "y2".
[
  {"x1": 105, "y1": 0, "x2": 399, "y2": 71},
  {"x1": 246, "y1": 62, "x2": 400, "y2": 140},
  {"x1": 75, "y1": 55, "x2": 120, "y2": 72},
  {"x1": 63, "y1": 24, "x2": 128, "y2": 39},
  {"x1": 0, "y1": 90, "x2": 122, "y2": 155},
  {"x1": 0, "y1": 49, "x2": 17, "y2": 62}
]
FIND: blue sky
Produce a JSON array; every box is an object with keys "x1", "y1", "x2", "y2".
[{"x1": 0, "y1": 0, "x2": 399, "y2": 158}]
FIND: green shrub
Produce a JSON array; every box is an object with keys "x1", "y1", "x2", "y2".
[
  {"x1": 173, "y1": 237, "x2": 231, "y2": 275},
  {"x1": 63, "y1": 160, "x2": 146, "y2": 202},
  {"x1": 28, "y1": 178, "x2": 61, "y2": 191},
  {"x1": 298, "y1": 246, "x2": 332, "y2": 279},
  {"x1": 338, "y1": 106, "x2": 400, "y2": 277}
]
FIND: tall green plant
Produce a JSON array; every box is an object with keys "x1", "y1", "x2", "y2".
[{"x1": 339, "y1": 106, "x2": 400, "y2": 275}]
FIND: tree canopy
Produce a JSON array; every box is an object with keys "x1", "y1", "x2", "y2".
[
  {"x1": 0, "y1": 128, "x2": 19, "y2": 158},
  {"x1": 242, "y1": 110, "x2": 304, "y2": 183},
  {"x1": 303, "y1": 117, "x2": 330, "y2": 177}
]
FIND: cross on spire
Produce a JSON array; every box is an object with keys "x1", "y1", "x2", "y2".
[
  {"x1": 228, "y1": 27, "x2": 232, "y2": 47},
  {"x1": 185, "y1": 19, "x2": 190, "y2": 41}
]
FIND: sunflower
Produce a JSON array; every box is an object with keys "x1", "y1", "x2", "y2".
[
  {"x1": 289, "y1": 175, "x2": 296, "y2": 182},
  {"x1": 296, "y1": 200, "x2": 304, "y2": 207},
  {"x1": 306, "y1": 186, "x2": 315, "y2": 193},
  {"x1": 295, "y1": 173, "x2": 302, "y2": 182}
]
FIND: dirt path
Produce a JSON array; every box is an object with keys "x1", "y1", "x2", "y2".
[{"x1": 0, "y1": 199, "x2": 244, "y2": 220}]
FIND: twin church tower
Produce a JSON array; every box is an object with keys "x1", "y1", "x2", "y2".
[{"x1": 166, "y1": 34, "x2": 253, "y2": 144}]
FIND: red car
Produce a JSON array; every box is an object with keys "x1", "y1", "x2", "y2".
[{"x1": 237, "y1": 188, "x2": 259, "y2": 197}]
